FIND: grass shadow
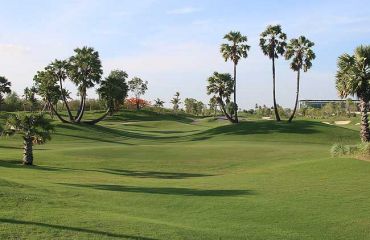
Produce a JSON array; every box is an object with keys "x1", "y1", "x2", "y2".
[
  {"x1": 0, "y1": 160, "x2": 61, "y2": 171},
  {"x1": 101, "y1": 169, "x2": 213, "y2": 179},
  {"x1": 61, "y1": 183, "x2": 254, "y2": 197},
  {"x1": 0, "y1": 218, "x2": 157, "y2": 239}
]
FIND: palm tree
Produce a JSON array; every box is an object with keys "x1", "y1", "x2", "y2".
[
  {"x1": 171, "y1": 92, "x2": 181, "y2": 112},
  {"x1": 260, "y1": 25, "x2": 287, "y2": 121},
  {"x1": 285, "y1": 36, "x2": 316, "y2": 123},
  {"x1": 47, "y1": 59, "x2": 74, "y2": 121},
  {"x1": 154, "y1": 98, "x2": 165, "y2": 108},
  {"x1": 0, "y1": 76, "x2": 11, "y2": 111},
  {"x1": 206, "y1": 72, "x2": 235, "y2": 123},
  {"x1": 220, "y1": 31, "x2": 250, "y2": 123},
  {"x1": 336, "y1": 45, "x2": 370, "y2": 142},
  {"x1": 68, "y1": 47, "x2": 103, "y2": 122},
  {"x1": 3, "y1": 113, "x2": 54, "y2": 165}
]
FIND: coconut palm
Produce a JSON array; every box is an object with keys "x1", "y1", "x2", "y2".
[
  {"x1": 336, "y1": 45, "x2": 370, "y2": 142},
  {"x1": 260, "y1": 25, "x2": 287, "y2": 121},
  {"x1": 0, "y1": 76, "x2": 12, "y2": 111},
  {"x1": 206, "y1": 72, "x2": 235, "y2": 123},
  {"x1": 220, "y1": 31, "x2": 250, "y2": 123},
  {"x1": 285, "y1": 36, "x2": 316, "y2": 123},
  {"x1": 3, "y1": 113, "x2": 54, "y2": 165}
]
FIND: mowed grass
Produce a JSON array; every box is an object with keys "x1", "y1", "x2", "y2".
[{"x1": 1, "y1": 110, "x2": 370, "y2": 239}]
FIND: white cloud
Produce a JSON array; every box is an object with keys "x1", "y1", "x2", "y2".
[
  {"x1": 0, "y1": 44, "x2": 30, "y2": 55},
  {"x1": 167, "y1": 7, "x2": 201, "y2": 15}
]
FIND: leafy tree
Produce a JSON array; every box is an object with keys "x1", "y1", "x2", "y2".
[
  {"x1": 154, "y1": 98, "x2": 165, "y2": 110},
  {"x1": 221, "y1": 31, "x2": 250, "y2": 123},
  {"x1": 285, "y1": 36, "x2": 316, "y2": 123},
  {"x1": 23, "y1": 86, "x2": 38, "y2": 111},
  {"x1": 3, "y1": 113, "x2": 54, "y2": 165},
  {"x1": 336, "y1": 45, "x2": 370, "y2": 142},
  {"x1": 68, "y1": 47, "x2": 103, "y2": 122},
  {"x1": 260, "y1": 24, "x2": 287, "y2": 121},
  {"x1": 171, "y1": 92, "x2": 181, "y2": 112},
  {"x1": 0, "y1": 76, "x2": 12, "y2": 111},
  {"x1": 33, "y1": 70, "x2": 64, "y2": 121},
  {"x1": 206, "y1": 72, "x2": 235, "y2": 123},
  {"x1": 3, "y1": 92, "x2": 23, "y2": 112},
  {"x1": 208, "y1": 96, "x2": 218, "y2": 116},
  {"x1": 97, "y1": 70, "x2": 129, "y2": 116},
  {"x1": 128, "y1": 77, "x2": 148, "y2": 110}
]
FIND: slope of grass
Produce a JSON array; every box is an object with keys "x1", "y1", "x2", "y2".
[{"x1": 1, "y1": 111, "x2": 369, "y2": 239}]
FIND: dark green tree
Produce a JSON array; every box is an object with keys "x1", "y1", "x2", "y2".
[
  {"x1": 97, "y1": 70, "x2": 129, "y2": 116},
  {"x1": 336, "y1": 45, "x2": 370, "y2": 142}
]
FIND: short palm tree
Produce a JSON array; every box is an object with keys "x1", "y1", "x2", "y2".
[
  {"x1": 336, "y1": 45, "x2": 370, "y2": 142},
  {"x1": 207, "y1": 72, "x2": 235, "y2": 123},
  {"x1": 0, "y1": 76, "x2": 12, "y2": 111},
  {"x1": 285, "y1": 36, "x2": 316, "y2": 123},
  {"x1": 154, "y1": 98, "x2": 165, "y2": 108},
  {"x1": 260, "y1": 25, "x2": 287, "y2": 121},
  {"x1": 3, "y1": 113, "x2": 54, "y2": 165},
  {"x1": 221, "y1": 31, "x2": 250, "y2": 123},
  {"x1": 171, "y1": 92, "x2": 181, "y2": 112}
]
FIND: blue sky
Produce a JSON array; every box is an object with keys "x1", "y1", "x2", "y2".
[{"x1": 0, "y1": 0, "x2": 369, "y2": 108}]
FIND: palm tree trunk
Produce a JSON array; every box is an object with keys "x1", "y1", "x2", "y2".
[
  {"x1": 233, "y1": 63, "x2": 238, "y2": 123},
  {"x1": 136, "y1": 97, "x2": 140, "y2": 110},
  {"x1": 49, "y1": 102, "x2": 71, "y2": 124},
  {"x1": 23, "y1": 137, "x2": 33, "y2": 165},
  {"x1": 288, "y1": 69, "x2": 300, "y2": 123},
  {"x1": 359, "y1": 98, "x2": 370, "y2": 142},
  {"x1": 59, "y1": 79, "x2": 74, "y2": 121},
  {"x1": 75, "y1": 94, "x2": 86, "y2": 123},
  {"x1": 272, "y1": 57, "x2": 281, "y2": 121},
  {"x1": 83, "y1": 109, "x2": 110, "y2": 125},
  {"x1": 217, "y1": 97, "x2": 236, "y2": 123}
]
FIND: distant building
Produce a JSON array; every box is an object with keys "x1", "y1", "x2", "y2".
[{"x1": 299, "y1": 99, "x2": 359, "y2": 109}]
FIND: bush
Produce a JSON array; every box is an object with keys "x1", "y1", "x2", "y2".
[{"x1": 330, "y1": 143, "x2": 370, "y2": 159}]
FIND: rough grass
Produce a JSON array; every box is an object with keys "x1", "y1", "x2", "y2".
[{"x1": 1, "y1": 111, "x2": 370, "y2": 239}]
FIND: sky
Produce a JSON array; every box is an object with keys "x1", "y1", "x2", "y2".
[{"x1": 0, "y1": 0, "x2": 369, "y2": 109}]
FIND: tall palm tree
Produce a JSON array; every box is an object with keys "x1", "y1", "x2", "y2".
[
  {"x1": 68, "y1": 47, "x2": 103, "y2": 122},
  {"x1": 0, "y1": 76, "x2": 11, "y2": 111},
  {"x1": 285, "y1": 36, "x2": 316, "y2": 123},
  {"x1": 206, "y1": 72, "x2": 235, "y2": 123},
  {"x1": 3, "y1": 113, "x2": 54, "y2": 165},
  {"x1": 221, "y1": 31, "x2": 250, "y2": 123},
  {"x1": 260, "y1": 25, "x2": 287, "y2": 121},
  {"x1": 336, "y1": 45, "x2": 370, "y2": 142}
]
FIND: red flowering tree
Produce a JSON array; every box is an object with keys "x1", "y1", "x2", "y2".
[{"x1": 124, "y1": 98, "x2": 151, "y2": 110}]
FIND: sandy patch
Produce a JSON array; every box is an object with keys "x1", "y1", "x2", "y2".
[
  {"x1": 322, "y1": 122, "x2": 332, "y2": 125},
  {"x1": 335, "y1": 121, "x2": 351, "y2": 125}
]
